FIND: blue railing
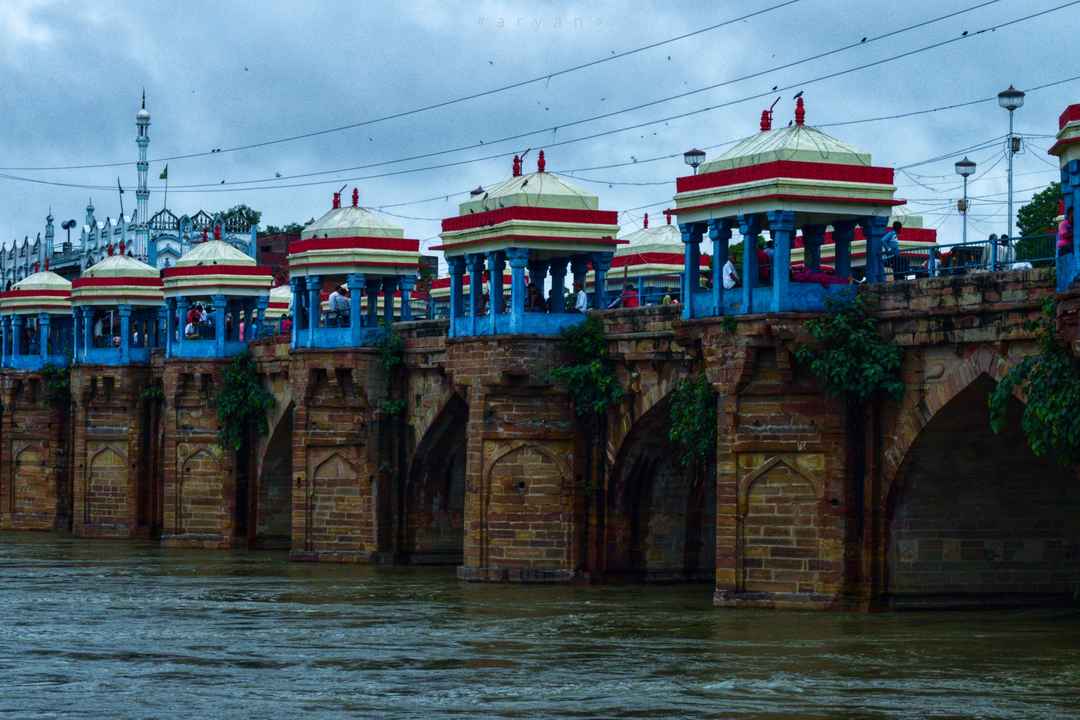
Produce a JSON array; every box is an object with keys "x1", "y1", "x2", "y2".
[{"x1": 884, "y1": 234, "x2": 1057, "y2": 279}]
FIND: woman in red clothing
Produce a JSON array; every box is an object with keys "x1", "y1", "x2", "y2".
[{"x1": 621, "y1": 283, "x2": 639, "y2": 308}]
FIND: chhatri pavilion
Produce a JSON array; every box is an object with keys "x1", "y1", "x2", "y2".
[
  {"x1": 671, "y1": 97, "x2": 904, "y2": 318},
  {"x1": 161, "y1": 228, "x2": 274, "y2": 359},
  {"x1": 0, "y1": 266, "x2": 73, "y2": 370},
  {"x1": 71, "y1": 242, "x2": 165, "y2": 365},
  {"x1": 1051, "y1": 102, "x2": 1080, "y2": 291},
  {"x1": 287, "y1": 188, "x2": 419, "y2": 349},
  {"x1": 436, "y1": 151, "x2": 621, "y2": 336}
]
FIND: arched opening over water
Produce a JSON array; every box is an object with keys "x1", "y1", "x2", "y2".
[
  {"x1": 887, "y1": 374, "x2": 1080, "y2": 608},
  {"x1": 604, "y1": 396, "x2": 716, "y2": 582},
  {"x1": 253, "y1": 402, "x2": 293, "y2": 549},
  {"x1": 401, "y1": 393, "x2": 467, "y2": 564}
]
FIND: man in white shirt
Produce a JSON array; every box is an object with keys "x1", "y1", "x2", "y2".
[
  {"x1": 574, "y1": 283, "x2": 589, "y2": 313},
  {"x1": 328, "y1": 285, "x2": 349, "y2": 325},
  {"x1": 722, "y1": 258, "x2": 740, "y2": 290}
]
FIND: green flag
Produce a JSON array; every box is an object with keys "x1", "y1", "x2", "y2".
[{"x1": 159, "y1": 165, "x2": 168, "y2": 180}]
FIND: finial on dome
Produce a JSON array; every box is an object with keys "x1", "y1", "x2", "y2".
[
  {"x1": 537, "y1": 150, "x2": 546, "y2": 173},
  {"x1": 643, "y1": 212, "x2": 649, "y2": 229},
  {"x1": 352, "y1": 188, "x2": 359, "y2": 207},
  {"x1": 664, "y1": 209, "x2": 672, "y2": 225},
  {"x1": 141, "y1": 89, "x2": 145, "y2": 110},
  {"x1": 202, "y1": 227, "x2": 208, "y2": 242},
  {"x1": 213, "y1": 223, "x2": 222, "y2": 241},
  {"x1": 512, "y1": 155, "x2": 522, "y2": 177},
  {"x1": 44, "y1": 259, "x2": 49, "y2": 270},
  {"x1": 760, "y1": 109, "x2": 772, "y2": 132},
  {"x1": 332, "y1": 192, "x2": 341, "y2": 209},
  {"x1": 107, "y1": 242, "x2": 114, "y2": 257},
  {"x1": 34, "y1": 262, "x2": 39, "y2": 273},
  {"x1": 119, "y1": 240, "x2": 126, "y2": 255},
  {"x1": 795, "y1": 96, "x2": 805, "y2": 126}
]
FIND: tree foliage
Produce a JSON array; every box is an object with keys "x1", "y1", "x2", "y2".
[
  {"x1": 217, "y1": 351, "x2": 275, "y2": 451},
  {"x1": 550, "y1": 316, "x2": 624, "y2": 418},
  {"x1": 375, "y1": 328, "x2": 405, "y2": 374},
  {"x1": 220, "y1": 204, "x2": 262, "y2": 228},
  {"x1": 39, "y1": 364, "x2": 70, "y2": 405},
  {"x1": 794, "y1": 294, "x2": 904, "y2": 404},
  {"x1": 989, "y1": 300, "x2": 1080, "y2": 466},
  {"x1": 668, "y1": 374, "x2": 717, "y2": 467},
  {"x1": 1017, "y1": 182, "x2": 1062, "y2": 238},
  {"x1": 262, "y1": 220, "x2": 312, "y2": 235}
]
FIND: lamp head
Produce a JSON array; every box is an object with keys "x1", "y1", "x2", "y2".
[
  {"x1": 997, "y1": 84, "x2": 1025, "y2": 111},
  {"x1": 954, "y1": 156, "x2": 976, "y2": 178},
  {"x1": 683, "y1": 148, "x2": 706, "y2": 171}
]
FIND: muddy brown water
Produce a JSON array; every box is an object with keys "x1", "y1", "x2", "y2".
[{"x1": 2, "y1": 532, "x2": 1079, "y2": 719}]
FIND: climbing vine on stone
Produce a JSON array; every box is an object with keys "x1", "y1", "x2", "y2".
[
  {"x1": 794, "y1": 294, "x2": 904, "y2": 404},
  {"x1": 550, "y1": 316, "x2": 624, "y2": 418},
  {"x1": 217, "y1": 351, "x2": 275, "y2": 452},
  {"x1": 989, "y1": 300, "x2": 1080, "y2": 466},
  {"x1": 668, "y1": 374, "x2": 717, "y2": 467},
  {"x1": 40, "y1": 364, "x2": 70, "y2": 405},
  {"x1": 376, "y1": 328, "x2": 405, "y2": 374}
]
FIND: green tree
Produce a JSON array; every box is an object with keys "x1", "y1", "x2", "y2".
[
  {"x1": 1014, "y1": 182, "x2": 1061, "y2": 264},
  {"x1": 668, "y1": 374, "x2": 717, "y2": 467},
  {"x1": 220, "y1": 204, "x2": 262, "y2": 228},
  {"x1": 989, "y1": 300, "x2": 1080, "y2": 466},
  {"x1": 217, "y1": 352, "x2": 275, "y2": 451},
  {"x1": 1017, "y1": 182, "x2": 1062, "y2": 237}
]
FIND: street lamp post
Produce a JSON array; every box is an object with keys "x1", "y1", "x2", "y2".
[
  {"x1": 954, "y1": 156, "x2": 976, "y2": 247},
  {"x1": 998, "y1": 84, "x2": 1025, "y2": 270},
  {"x1": 683, "y1": 148, "x2": 706, "y2": 175}
]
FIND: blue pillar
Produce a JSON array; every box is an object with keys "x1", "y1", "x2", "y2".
[
  {"x1": 382, "y1": 277, "x2": 397, "y2": 327},
  {"x1": 448, "y1": 256, "x2": 465, "y2": 338},
  {"x1": 833, "y1": 221, "x2": 855, "y2": 280},
  {"x1": 1, "y1": 315, "x2": 7, "y2": 368},
  {"x1": 212, "y1": 294, "x2": 226, "y2": 356},
  {"x1": 70, "y1": 309, "x2": 79, "y2": 364},
  {"x1": 708, "y1": 219, "x2": 732, "y2": 316},
  {"x1": 288, "y1": 278, "x2": 301, "y2": 349},
  {"x1": 548, "y1": 258, "x2": 567, "y2": 312},
  {"x1": 679, "y1": 223, "x2": 704, "y2": 320},
  {"x1": 175, "y1": 297, "x2": 188, "y2": 358},
  {"x1": 11, "y1": 315, "x2": 22, "y2": 359},
  {"x1": 592, "y1": 252, "x2": 613, "y2": 310},
  {"x1": 802, "y1": 224, "x2": 825, "y2": 272},
  {"x1": 118, "y1": 304, "x2": 132, "y2": 364},
  {"x1": 400, "y1": 276, "x2": 416, "y2": 322},
  {"x1": 506, "y1": 247, "x2": 528, "y2": 333},
  {"x1": 737, "y1": 213, "x2": 761, "y2": 314},
  {"x1": 38, "y1": 313, "x2": 50, "y2": 363},
  {"x1": 467, "y1": 254, "x2": 484, "y2": 336},
  {"x1": 861, "y1": 216, "x2": 888, "y2": 283},
  {"x1": 487, "y1": 251, "x2": 505, "y2": 335},
  {"x1": 254, "y1": 297, "x2": 268, "y2": 342},
  {"x1": 767, "y1": 211, "x2": 794, "y2": 312},
  {"x1": 158, "y1": 306, "x2": 168, "y2": 352},
  {"x1": 306, "y1": 275, "x2": 321, "y2": 348},
  {"x1": 348, "y1": 273, "x2": 365, "y2": 345}
]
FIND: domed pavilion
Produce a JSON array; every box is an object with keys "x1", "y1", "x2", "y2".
[
  {"x1": 71, "y1": 243, "x2": 164, "y2": 365},
  {"x1": 435, "y1": 151, "x2": 621, "y2": 336},
  {"x1": 1050, "y1": 102, "x2": 1080, "y2": 291},
  {"x1": 287, "y1": 188, "x2": 419, "y2": 349},
  {"x1": 161, "y1": 227, "x2": 274, "y2": 358},
  {"x1": 0, "y1": 266, "x2": 72, "y2": 370},
  {"x1": 671, "y1": 97, "x2": 903, "y2": 317}
]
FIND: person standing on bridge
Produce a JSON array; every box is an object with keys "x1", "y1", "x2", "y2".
[
  {"x1": 881, "y1": 221, "x2": 902, "y2": 276},
  {"x1": 573, "y1": 282, "x2": 588, "y2": 313}
]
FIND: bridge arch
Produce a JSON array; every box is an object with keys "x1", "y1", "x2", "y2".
[
  {"x1": 401, "y1": 392, "x2": 468, "y2": 564},
  {"x1": 883, "y1": 355, "x2": 1080, "y2": 607},
  {"x1": 253, "y1": 401, "x2": 294, "y2": 549},
  {"x1": 603, "y1": 391, "x2": 716, "y2": 582}
]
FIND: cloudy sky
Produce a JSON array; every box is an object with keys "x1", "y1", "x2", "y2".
[{"x1": 1, "y1": 0, "x2": 1077, "y2": 262}]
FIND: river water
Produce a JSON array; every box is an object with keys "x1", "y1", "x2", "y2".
[{"x1": 2, "y1": 532, "x2": 1079, "y2": 719}]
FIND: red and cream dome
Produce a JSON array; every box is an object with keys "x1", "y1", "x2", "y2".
[
  {"x1": 0, "y1": 270, "x2": 71, "y2": 315},
  {"x1": 265, "y1": 283, "x2": 292, "y2": 319},
  {"x1": 162, "y1": 239, "x2": 273, "y2": 298},
  {"x1": 1049, "y1": 103, "x2": 1080, "y2": 165},
  {"x1": 71, "y1": 253, "x2": 163, "y2": 307},
  {"x1": 436, "y1": 151, "x2": 621, "y2": 259},
  {"x1": 673, "y1": 99, "x2": 902, "y2": 226},
  {"x1": 288, "y1": 189, "x2": 419, "y2": 279}
]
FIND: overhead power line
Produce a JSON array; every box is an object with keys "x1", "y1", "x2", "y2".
[{"x1": 0, "y1": 0, "x2": 806, "y2": 172}]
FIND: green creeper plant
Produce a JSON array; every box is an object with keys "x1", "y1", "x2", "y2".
[
  {"x1": 375, "y1": 328, "x2": 405, "y2": 374},
  {"x1": 40, "y1": 364, "x2": 70, "y2": 405},
  {"x1": 380, "y1": 398, "x2": 407, "y2": 417},
  {"x1": 794, "y1": 294, "x2": 904, "y2": 404},
  {"x1": 217, "y1": 351, "x2": 275, "y2": 452},
  {"x1": 550, "y1": 316, "x2": 624, "y2": 418},
  {"x1": 668, "y1": 374, "x2": 717, "y2": 467},
  {"x1": 989, "y1": 300, "x2": 1080, "y2": 466}
]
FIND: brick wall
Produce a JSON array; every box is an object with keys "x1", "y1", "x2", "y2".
[{"x1": 0, "y1": 372, "x2": 70, "y2": 531}]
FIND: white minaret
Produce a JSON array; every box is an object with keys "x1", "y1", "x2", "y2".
[{"x1": 135, "y1": 90, "x2": 151, "y2": 256}]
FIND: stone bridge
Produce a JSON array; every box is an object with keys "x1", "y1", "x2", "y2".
[{"x1": 2, "y1": 268, "x2": 1078, "y2": 610}]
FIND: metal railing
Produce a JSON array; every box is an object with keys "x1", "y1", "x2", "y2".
[{"x1": 883, "y1": 233, "x2": 1057, "y2": 279}]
